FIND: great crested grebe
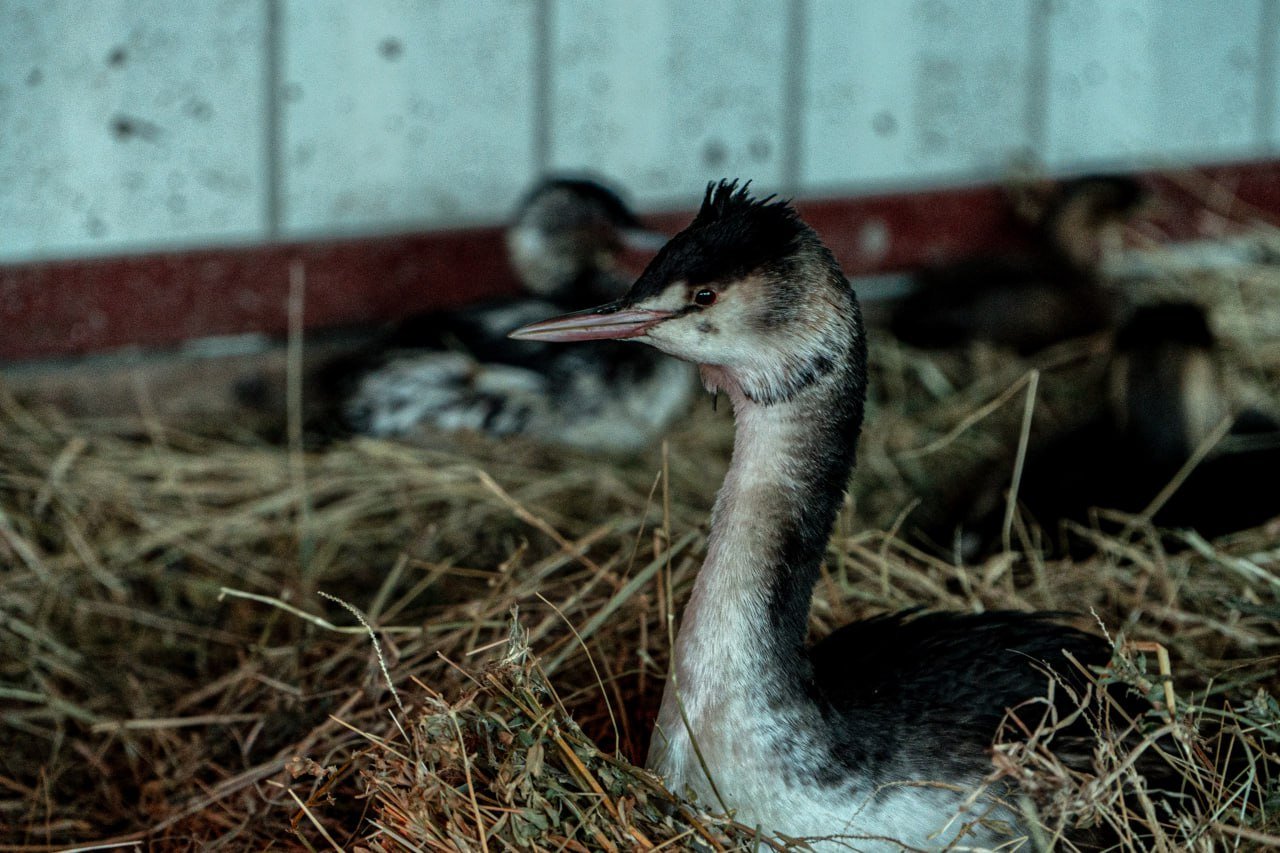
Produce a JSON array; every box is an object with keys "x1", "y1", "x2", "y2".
[
  {"x1": 326, "y1": 176, "x2": 694, "y2": 451},
  {"x1": 511, "y1": 182, "x2": 1118, "y2": 848},
  {"x1": 890, "y1": 175, "x2": 1146, "y2": 354},
  {"x1": 1004, "y1": 302, "x2": 1280, "y2": 551}
]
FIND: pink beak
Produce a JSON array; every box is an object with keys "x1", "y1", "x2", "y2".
[{"x1": 508, "y1": 302, "x2": 674, "y2": 342}]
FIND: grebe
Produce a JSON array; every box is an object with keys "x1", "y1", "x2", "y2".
[
  {"x1": 1018, "y1": 302, "x2": 1280, "y2": 549},
  {"x1": 511, "y1": 181, "x2": 1117, "y2": 849},
  {"x1": 505, "y1": 176, "x2": 670, "y2": 304},
  {"x1": 331, "y1": 176, "x2": 695, "y2": 451},
  {"x1": 890, "y1": 176, "x2": 1146, "y2": 354},
  {"x1": 924, "y1": 301, "x2": 1280, "y2": 558}
]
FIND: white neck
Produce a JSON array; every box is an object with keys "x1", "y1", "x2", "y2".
[
  {"x1": 646, "y1": 369, "x2": 856, "y2": 800},
  {"x1": 676, "y1": 397, "x2": 807, "y2": 680}
]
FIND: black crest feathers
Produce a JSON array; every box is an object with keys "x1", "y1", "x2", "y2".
[
  {"x1": 692, "y1": 179, "x2": 800, "y2": 234},
  {"x1": 626, "y1": 179, "x2": 810, "y2": 299}
]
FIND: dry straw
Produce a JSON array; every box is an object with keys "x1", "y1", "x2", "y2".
[{"x1": 3, "y1": 182, "x2": 1280, "y2": 850}]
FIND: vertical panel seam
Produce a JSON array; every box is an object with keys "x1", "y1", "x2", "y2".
[
  {"x1": 1259, "y1": 0, "x2": 1279, "y2": 151},
  {"x1": 264, "y1": 0, "x2": 282, "y2": 239},
  {"x1": 533, "y1": 0, "x2": 553, "y2": 174},
  {"x1": 1025, "y1": 0, "x2": 1052, "y2": 166},
  {"x1": 782, "y1": 0, "x2": 806, "y2": 193}
]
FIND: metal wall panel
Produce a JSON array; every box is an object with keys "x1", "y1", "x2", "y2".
[
  {"x1": 548, "y1": 0, "x2": 790, "y2": 207},
  {"x1": 0, "y1": 0, "x2": 268, "y2": 263},
  {"x1": 279, "y1": 0, "x2": 537, "y2": 236},
  {"x1": 801, "y1": 0, "x2": 1037, "y2": 192},
  {"x1": 1044, "y1": 0, "x2": 1265, "y2": 167},
  {"x1": 2, "y1": 0, "x2": 1277, "y2": 264}
]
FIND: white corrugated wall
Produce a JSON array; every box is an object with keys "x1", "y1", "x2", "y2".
[{"x1": 1, "y1": 0, "x2": 1276, "y2": 263}]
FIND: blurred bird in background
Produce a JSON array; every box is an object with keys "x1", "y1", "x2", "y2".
[
  {"x1": 260, "y1": 176, "x2": 696, "y2": 451},
  {"x1": 889, "y1": 175, "x2": 1147, "y2": 354},
  {"x1": 922, "y1": 301, "x2": 1280, "y2": 557}
]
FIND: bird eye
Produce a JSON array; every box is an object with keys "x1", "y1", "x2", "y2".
[{"x1": 693, "y1": 288, "x2": 717, "y2": 306}]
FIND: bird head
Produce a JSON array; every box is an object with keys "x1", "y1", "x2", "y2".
[
  {"x1": 505, "y1": 176, "x2": 668, "y2": 303},
  {"x1": 1044, "y1": 175, "x2": 1148, "y2": 269},
  {"x1": 510, "y1": 180, "x2": 863, "y2": 407}
]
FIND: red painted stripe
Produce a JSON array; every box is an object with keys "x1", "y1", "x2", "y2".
[
  {"x1": 3, "y1": 160, "x2": 1279, "y2": 362},
  {"x1": 0, "y1": 229, "x2": 517, "y2": 362}
]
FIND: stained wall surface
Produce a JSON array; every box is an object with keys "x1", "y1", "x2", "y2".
[{"x1": 2, "y1": 0, "x2": 1277, "y2": 263}]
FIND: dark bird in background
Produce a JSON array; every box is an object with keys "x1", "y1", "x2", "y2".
[
  {"x1": 890, "y1": 175, "x2": 1148, "y2": 354},
  {"x1": 505, "y1": 176, "x2": 669, "y2": 304},
  {"x1": 1100, "y1": 302, "x2": 1280, "y2": 538},
  {"x1": 508, "y1": 180, "x2": 1184, "y2": 849},
  {"x1": 298, "y1": 176, "x2": 695, "y2": 451},
  {"x1": 942, "y1": 302, "x2": 1280, "y2": 557}
]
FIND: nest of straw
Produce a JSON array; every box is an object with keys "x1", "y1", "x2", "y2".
[{"x1": 4, "y1": 221, "x2": 1280, "y2": 850}]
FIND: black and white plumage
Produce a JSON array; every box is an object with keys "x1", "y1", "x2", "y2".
[
  {"x1": 511, "y1": 182, "x2": 1123, "y2": 849},
  {"x1": 332, "y1": 176, "x2": 694, "y2": 451}
]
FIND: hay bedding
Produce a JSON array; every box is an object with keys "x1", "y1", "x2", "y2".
[{"x1": 4, "y1": 232, "x2": 1280, "y2": 850}]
